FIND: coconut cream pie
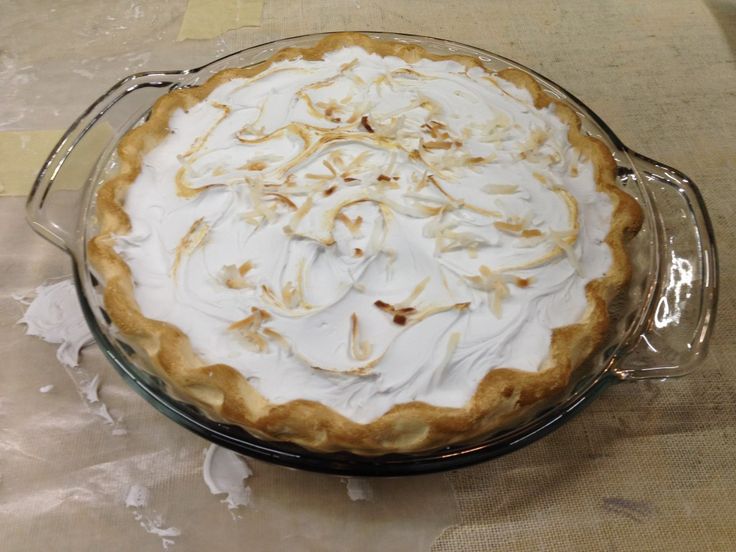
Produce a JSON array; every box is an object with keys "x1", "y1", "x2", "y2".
[{"x1": 89, "y1": 33, "x2": 642, "y2": 454}]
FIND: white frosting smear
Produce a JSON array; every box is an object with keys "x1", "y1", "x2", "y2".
[
  {"x1": 17, "y1": 278, "x2": 127, "y2": 432},
  {"x1": 125, "y1": 484, "x2": 181, "y2": 550},
  {"x1": 125, "y1": 484, "x2": 151, "y2": 508},
  {"x1": 116, "y1": 45, "x2": 613, "y2": 423},
  {"x1": 202, "y1": 444, "x2": 253, "y2": 510},
  {"x1": 343, "y1": 477, "x2": 374, "y2": 501},
  {"x1": 16, "y1": 278, "x2": 93, "y2": 368},
  {"x1": 79, "y1": 373, "x2": 117, "y2": 425}
]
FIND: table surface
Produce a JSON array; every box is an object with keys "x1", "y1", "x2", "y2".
[{"x1": 2, "y1": 1, "x2": 735, "y2": 550}]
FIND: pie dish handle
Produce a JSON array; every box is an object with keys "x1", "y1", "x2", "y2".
[
  {"x1": 612, "y1": 152, "x2": 718, "y2": 380},
  {"x1": 26, "y1": 71, "x2": 189, "y2": 253}
]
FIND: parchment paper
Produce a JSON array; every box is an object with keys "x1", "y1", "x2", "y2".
[
  {"x1": 177, "y1": 0, "x2": 264, "y2": 41},
  {"x1": 2, "y1": 1, "x2": 735, "y2": 550}
]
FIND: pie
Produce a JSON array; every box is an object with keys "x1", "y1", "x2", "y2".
[{"x1": 89, "y1": 32, "x2": 642, "y2": 454}]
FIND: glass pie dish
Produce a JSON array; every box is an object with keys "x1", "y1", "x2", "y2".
[{"x1": 26, "y1": 32, "x2": 718, "y2": 476}]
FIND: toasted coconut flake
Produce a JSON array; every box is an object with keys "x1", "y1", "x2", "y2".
[
  {"x1": 174, "y1": 166, "x2": 225, "y2": 198},
  {"x1": 305, "y1": 172, "x2": 334, "y2": 181},
  {"x1": 555, "y1": 187, "x2": 580, "y2": 232},
  {"x1": 494, "y1": 220, "x2": 525, "y2": 234},
  {"x1": 353, "y1": 248, "x2": 363, "y2": 257},
  {"x1": 361, "y1": 115, "x2": 374, "y2": 133},
  {"x1": 343, "y1": 151, "x2": 373, "y2": 175},
  {"x1": 519, "y1": 128, "x2": 548, "y2": 159},
  {"x1": 410, "y1": 302, "x2": 471, "y2": 323},
  {"x1": 336, "y1": 212, "x2": 363, "y2": 236},
  {"x1": 373, "y1": 114, "x2": 404, "y2": 141},
  {"x1": 323, "y1": 159, "x2": 338, "y2": 176},
  {"x1": 396, "y1": 277, "x2": 430, "y2": 309},
  {"x1": 245, "y1": 334, "x2": 269, "y2": 353},
  {"x1": 418, "y1": 97, "x2": 442, "y2": 118},
  {"x1": 238, "y1": 260, "x2": 255, "y2": 276},
  {"x1": 375, "y1": 174, "x2": 400, "y2": 191},
  {"x1": 282, "y1": 282, "x2": 298, "y2": 308},
  {"x1": 172, "y1": 218, "x2": 209, "y2": 277},
  {"x1": 423, "y1": 141, "x2": 453, "y2": 150},
  {"x1": 329, "y1": 150, "x2": 346, "y2": 170},
  {"x1": 375, "y1": 72, "x2": 395, "y2": 91},
  {"x1": 228, "y1": 307, "x2": 271, "y2": 331},
  {"x1": 532, "y1": 172, "x2": 548, "y2": 185},
  {"x1": 483, "y1": 183, "x2": 519, "y2": 195},
  {"x1": 263, "y1": 192, "x2": 298, "y2": 211},
  {"x1": 374, "y1": 299, "x2": 391, "y2": 310},
  {"x1": 408, "y1": 148, "x2": 460, "y2": 180},
  {"x1": 490, "y1": 281, "x2": 508, "y2": 317},
  {"x1": 550, "y1": 229, "x2": 582, "y2": 275},
  {"x1": 313, "y1": 98, "x2": 346, "y2": 123},
  {"x1": 392, "y1": 314, "x2": 407, "y2": 325},
  {"x1": 414, "y1": 171, "x2": 430, "y2": 191},
  {"x1": 242, "y1": 211, "x2": 265, "y2": 226},
  {"x1": 374, "y1": 295, "x2": 467, "y2": 326},
  {"x1": 283, "y1": 195, "x2": 314, "y2": 235},
  {"x1": 390, "y1": 67, "x2": 431, "y2": 81},
  {"x1": 261, "y1": 284, "x2": 279, "y2": 305},
  {"x1": 221, "y1": 263, "x2": 253, "y2": 289},
  {"x1": 261, "y1": 260, "x2": 313, "y2": 311},
  {"x1": 547, "y1": 152, "x2": 562, "y2": 165},
  {"x1": 296, "y1": 259, "x2": 310, "y2": 305},
  {"x1": 349, "y1": 313, "x2": 373, "y2": 361},
  {"x1": 438, "y1": 230, "x2": 490, "y2": 253},
  {"x1": 246, "y1": 160, "x2": 268, "y2": 171},
  {"x1": 366, "y1": 205, "x2": 389, "y2": 253},
  {"x1": 426, "y1": 176, "x2": 464, "y2": 209},
  {"x1": 262, "y1": 328, "x2": 292, "y2": 353},
  {"x1": 570, "y1": 165, "x2": 579, "y2": 177},
  {"x1": 339, "y1": 58, "x2": 359, "y2": 73},
  {"x1": 465, "y1": 265, "x2": 532, "y2": 318},
  {"x1": 228, "y1": 307, "x2": 273, "y2": 353}
]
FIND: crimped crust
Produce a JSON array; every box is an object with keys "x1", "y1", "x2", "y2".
[{"x1": 88, "y1": 33, "x2": 643, "y2": 454}]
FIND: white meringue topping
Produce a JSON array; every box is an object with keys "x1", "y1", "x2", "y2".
[{"x1": 115, "y1": 46, "x2": 613, "y2": 423}]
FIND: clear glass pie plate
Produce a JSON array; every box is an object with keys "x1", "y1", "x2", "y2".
[{"x1": 26, "y1": 32, "x2": 718, "y2": 476}]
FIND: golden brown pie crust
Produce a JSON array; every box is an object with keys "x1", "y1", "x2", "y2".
[{"x1": 88, "y1": 32, "x2": 643, "y2": 454}]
